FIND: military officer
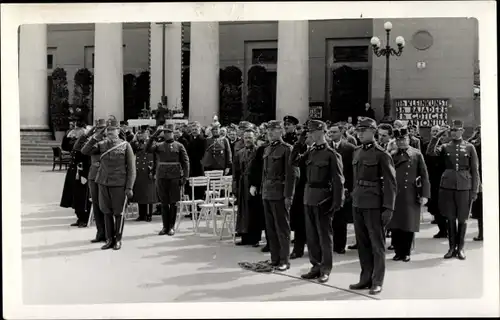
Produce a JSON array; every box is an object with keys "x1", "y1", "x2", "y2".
[
  {"x1": 349, "y1": 117, "x2": 397, "y2": 295},
  {"x1": 291, "y1": 120, "x2": 345, "y2": 283},
  {"x1": 85, "y1": 119, "x2": 107, "y2": 242},
  {"x1": 130, "y1": 125, "x2": 158, "y2": 222},
  {"x1": 202, "y1": 123, "x2": 232, "y2": 174},
  {"x1": 426, "y1": 120, "x2": 480, "y2": 260},
  {"x1": 81, "y1": 118, "x2": 136, "y2": 251},
  {"x1": 250, "y1": 120, "x2": 297, "y2": 271},
  {"x1": 147, "y1": 123, "x2": 190, "y2": 236},
  {"x1": 283, "y1": 115, "x2": 299, "y2": 145}
]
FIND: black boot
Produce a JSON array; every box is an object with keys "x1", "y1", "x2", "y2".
[
  {"x1": 159, "y1": 204, "x2": 170, "y2": 235},
  {"x1": 168, "y1": 204, "x2": 177, "y2": 236},
  {"x1": 145, "y1": 204, "x2": 153, "y2": 222},
  {"x1": 113, "y1": 215, "x2": 124, "y2": 250},
  {"x1": 101, "y1": 215, "x2": 115, "y2": 250},
  {"x1": 456, "y1": 222, "x2": 467, "y2": 260},
  {"x1": 444, "y1": 220, "x2": 457, "y2": 259}
]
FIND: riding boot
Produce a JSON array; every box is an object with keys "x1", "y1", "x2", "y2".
[
  {"x1": 145, "y1": 204, "x2": 153, "y2": 222},
  {"x1": 168, "y1": 204, "x2": 177, "y2": 235},
  {"x1": 159, "y1": 204, "x2": 170, "y2": 235},
  {"x1": 136, "y1": 204, "x2": 147, "y2": 221},
  {"x1": 456, "y1": 222, "x2": 467, "y2": 260},
  {"x1": 444, "y1": 219, "x2": 457, "y2": 259},
  {"x1": 101, "y1": 214, "x2": 115, "y2": 250},
  {"x1": 113, "y1": 215, "x2": 124, "y2": 250}
]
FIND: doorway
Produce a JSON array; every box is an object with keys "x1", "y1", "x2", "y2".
[{"x1": 326, "y1": 39, "x2": 371, "y2": 124}]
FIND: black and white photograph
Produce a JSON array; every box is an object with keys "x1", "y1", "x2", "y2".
[{"x1": 2, "y1": 1, "x2": 498, "y2": 318}]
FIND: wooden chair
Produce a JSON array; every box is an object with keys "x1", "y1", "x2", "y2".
[
  {"x1": 175, "y1": 176, "x2": 209, "y2": 234},
  {"x1": 52, "y1": 146, "x2": 71, "y2": 171},
  {"x1": 219, "y1": 176, "x2": 238, "y2": 242},
  {"x1": 197, "y1": 179, "x2": 227, "y2": 236}
]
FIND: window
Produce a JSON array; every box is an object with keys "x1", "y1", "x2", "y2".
[
  {"x1": 333, "y1": 46, "x2": 369, "y2": 63},
  {"x1": 182, "y1": 49, "x2": 190, "y2": 67},
  {"x1": 252, "y1": 48, "x2": 278, "y2": 64},
  {"x1": 47, "y1": 54, "x2": 54, "y2": 69}
]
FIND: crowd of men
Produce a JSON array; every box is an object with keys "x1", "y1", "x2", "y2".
[{"x1": 59, "y1": 112, "x2": 482, "y2": 295}]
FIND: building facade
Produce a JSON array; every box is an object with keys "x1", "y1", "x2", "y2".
[{"x1": 18, "y1": 18, "x2": 480, "y2": 133}]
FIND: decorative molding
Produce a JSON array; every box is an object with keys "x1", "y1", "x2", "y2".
[{"x1": 411, "y1": 30, "x2": 434, "y2": 51}]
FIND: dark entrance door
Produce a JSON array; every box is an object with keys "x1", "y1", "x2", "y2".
[
  {"x1": 330, "y1": 65, "x2": 369, "y2": 124},
  {"x1": 265, "y1": 71, "x2": 277, "y2": 121}
]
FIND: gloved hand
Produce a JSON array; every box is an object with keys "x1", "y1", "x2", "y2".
[
  {"x1": 419, "y1": 197, "x2": 428, "y2": 206},
  {"x1": 249, "y1": 186, "x2": 257, "y2": 196},
  {"x1": 381, "y1": 209, "x2": 393, "y2": 227},
  {"x1": 80, "y1": 177, "x2": 88, "y2": 185},
  {"x1": 125, "y1": 188, "x2": 134, "y2": 199},
  {"x1": 93, "y1": 127, "x2": 106, "y2": 140},
  {"x1": 224, "y1": 168, "x2": 230, "y2": 175},
  {"x1": 471, "y1": 192, "x2": 478, "y2": 202}
]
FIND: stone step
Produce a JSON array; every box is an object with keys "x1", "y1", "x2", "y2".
[
  {"x1": 21, "y1": 154, "x2": 54, "y2": 160},
  {"x1": 21, "y1": 147, "x2": 58, "y2": 152},
  {"x1": 21, "y1": 141, "x2": 61, "y2": 146}
]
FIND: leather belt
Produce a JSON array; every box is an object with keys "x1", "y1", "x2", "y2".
[
  {"x1": 307, "y1": 182, "x2": 331, "y2": 188},
  {"x1": 159, "y1": 162, "x2": 179, "y2": 165},
  {"x1": 357, "y1": 180, "x2": 381, "y2": 187}
]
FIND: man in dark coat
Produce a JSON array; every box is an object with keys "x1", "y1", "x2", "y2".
[
  {"x1": 349, "y1": 117, "x2": 397, "y2": 295},
  {"x1": 202, "y1": 124, "x2": 232, "y2": 174},
  {"x1": 147, "y1": 123, "x2": 190, "y2": 236},
  {"x1": 329, "y1": 123, "x2": 356, "y2": 254},
  {"x1": 424, "y1": 125, "x2": 448, "y2": 238},
  {"x1": 361, "y1": 103, "x2": 376, "y2": 120},
  {"x1": 251, "y1": 120, "x2": 296, "y2": 271},
  {"x1": 388, "y1": 127, "x2": 430, "y2": 262},
  {"x1": 130, "y1": 126, "x2": 158, "y2": 222},
  {"x1": 234, "y1": 121, "x2": 252, "y2": 156},
  {"x1": 233, "y1": 128, "x2": 263, "y2": 246},
  {"x1": 468, "y1": 126, "x2": 483, "y2": 241},
  {"x1": 60, "y1": 119, "x2": 91, "y2": 228},
  {"x1": 283, "y1": 115, "x2": 299, "y2": 145},
  {"x1": 427, "y1": 120, "x2": 480, "y2": 260},
  {"x1": 81, "y1": 119, "x2": 136, "y2": 251},
  {"x1": 291, "y1": 120, "x2": 345, "y2": 283}
]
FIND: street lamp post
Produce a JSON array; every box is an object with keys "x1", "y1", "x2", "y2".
[
  {"x1": 371, "y1": 21, "x2": 405, "y2": 123},
  {"x1": 156, "y1": 22, "x2": 172, "y2": 105}
]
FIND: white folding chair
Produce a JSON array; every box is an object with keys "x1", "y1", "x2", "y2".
[
  {"x1": 176, "y1": 176, "x2": 208, "y2": 233},
  {"x1": 204, "y1": 170, "x2": 224, "y2": 198},
  {"x1": 197, "y1": 179, "x2": 226, "y2": 236}
]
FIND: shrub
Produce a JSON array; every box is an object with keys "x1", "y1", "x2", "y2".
[{"x1": 49, "y1": 67, "x2": 70, "y2": 131}]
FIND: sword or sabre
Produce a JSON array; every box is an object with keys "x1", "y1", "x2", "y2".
[{"x1": 119, "y1": 197, "x2": 128, "y2": 235}]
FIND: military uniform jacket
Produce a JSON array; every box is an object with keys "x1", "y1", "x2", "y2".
[
  {"x1": 130, "y1": 140, "x2": 158, "y2": 204},
  {"x1": 426, "y1": 137, "x2": 479, "y2": 192},
  {"x1": 202, "y1": 136, "x2": 232, "y2": 170},
  {"x1": 81, "y1": 137, "x2": 136, "y2": 189},
  {"x1": 283, "y1": 132, "x2": 297, "y2": 146},
  {"x1": 388, "y1": 147, "x2": 430, "y2": 232},
  {"x1": 261, "y1": 139, "x2": 296, "y2": 201},
  {"x1": 233, "y1": 139, "x2": 245, "y2": 157},
  {"x1": 291, "y1": 142, "x2": 345, "y2": 209},
  {"x1": 147, "y1": 139, "x2": 190, "y2": 180},
  {"x1": 352, "y1": 142, "x2": 397, "y2": 210}
]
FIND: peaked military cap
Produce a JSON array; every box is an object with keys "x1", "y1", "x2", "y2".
[
  {"x1": 267, "y1": 120, "x2": 284, "y2": 130},
  {"x1": 450, "y1": 119, "x2": 464, "y2": 129},
  {"x1": 139, "y1": 125, "x2": 150, "y2": 133},
  {"x1": 284, "y1": 115, "x2": 299, "y2": 125},
  {"x1": 356, "y1": 117, "x2": 377, "y2": 129},
  {"x1": 189, "y1": 121, "x2": 201, "y2": 128},
  {"x1": 96, "y1": 119, "x2": 107, "y2": 128},
  {"x1": 238, "y1": 121, "x2": 252, "y2": 130},
  {"x1": 119, "y1": 121, "x2": 128, "y2": 126},
  {"x1": 307, "y1": 120, "x2": 327, "y2": 132},
  {"x1": 393, "y1": 127, "x2": 409, "y2": 139},
  {"x1": 164, "y1": 123, "x2": 175, "y2": 132}
]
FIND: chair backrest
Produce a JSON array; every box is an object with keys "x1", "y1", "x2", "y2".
[
  {"x1": 206, "y1": 179, "x2": 225, "y2": 202},
  {"x1": 189, "y1": 176, "x2": 208, "y2": 202},
  {"x1": 52, "y1": 146, "x2": 62, "y2": 158},
  {"x1": 205, "y1": 170, "x2": 224, "y2": 181}
]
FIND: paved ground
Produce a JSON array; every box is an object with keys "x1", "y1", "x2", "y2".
[{"x1": 21, "y1": 166, "x2": 483, "y2": 305}]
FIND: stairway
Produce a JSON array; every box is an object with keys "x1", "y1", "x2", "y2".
[{"x1": 21, "y1": 131, "x2": 61, "y2": 166}]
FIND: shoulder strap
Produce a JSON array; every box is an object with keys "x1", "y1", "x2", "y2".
[{"x1": 100, "y1": 141, "x2": 127, "y2": 160}]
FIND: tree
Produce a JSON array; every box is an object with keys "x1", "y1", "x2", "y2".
[
  {"x1": 49, "y1": 67, "x2": 70, "y2": 132},
  {"x1": 72, "y1": 68, "x2": 93, "y2": 124}
]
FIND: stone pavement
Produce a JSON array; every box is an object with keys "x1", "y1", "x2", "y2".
[{"x1": 21, "y1": 166, "x2": 483, "y2": 305}]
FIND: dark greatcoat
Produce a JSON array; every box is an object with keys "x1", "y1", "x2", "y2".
[
  {"x1": 60, "y1": 134, "x2": 91, "y2": 214},
  {"x1": 130, "y1": 139, "x2": 158, "y2": 204},
  {"x1": 186, "y1": 135, "x2": 206, "y2": 177},
  {"x1": 247, "y1": 142, "x2": 267, "y2": 232},
  {"x1": 233, "y1": 145, "x2": 263, "y2": 234},
  {"x1": 290, "y1": 143, "x2": 307, "y2": 231},
  {"x1": 423, "y1": 140, "x2": 445, "y2": 216},
  {"x1": 471, "y1": 141, "x2": 482, "y2": 219},
  {"x1": 332, "y1": 139, "x2": 356, "y2": 223},
  {"x1": 388, "y1": 147, "x2": 430, "y2": 232}
]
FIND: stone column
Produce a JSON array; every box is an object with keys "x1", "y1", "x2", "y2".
[
  {"x1": 189, "y1": 22, "x2": 219, "y2": 125},
  {"x1": 149, "y1": 23, "x2": 163, "y2": 109},
  {"x1": 165, "y1": 23, "x2": 183, "y2": 112},
  {"x1": 276, "y1": 21, "x2": 310, "y2": 122},
  {"x1": 93, "y1": 23, "x2": 124, "y2": 121},
  {"x1": 19, "y1": 24, "x2": 49, "y2": 130}
]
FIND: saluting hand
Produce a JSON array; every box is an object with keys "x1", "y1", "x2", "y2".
[{"x1": 93, "y1": 127, "x2": 106, "y2": 140}]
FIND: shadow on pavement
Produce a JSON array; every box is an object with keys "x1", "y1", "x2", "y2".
[
  {"x1": 22, "y1": 224, "x2": 78, "y2": 234},
  {"x1": 264, "y1": 290, "x2": 368, "y2": 301},
  {"x1": 138, "y1": 270, "x2": 255, "y2": 289}
]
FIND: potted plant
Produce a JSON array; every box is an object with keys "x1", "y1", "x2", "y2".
[{"x1": 49, "y1": 67, "x2": 70, "y2": 141}]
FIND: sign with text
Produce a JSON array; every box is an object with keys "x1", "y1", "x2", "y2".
[
  {"x1": 309, "y1": 101, "x2": 324, "y2": 119},
  {"x1": 395, "y1": 99, "x2": 449, "y2": 127}
]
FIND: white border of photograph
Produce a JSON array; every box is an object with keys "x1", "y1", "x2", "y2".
[{"x1": 1, "y1": 1, "x2": 498, "y2": 318}]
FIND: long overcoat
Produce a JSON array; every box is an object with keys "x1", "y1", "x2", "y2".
[
  {"x1": 130, "y1": 140, "x2": 158, "y2": 204},
  {"x1": 388, "y1": 147, "x2": 430, "y2": 232}
]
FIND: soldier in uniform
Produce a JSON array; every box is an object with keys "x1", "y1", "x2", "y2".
[
  {"x1": 283, "y1": 115, "x2": 299, "y2": 145},
  {"x1": 202, "y1": 123, "x2": 232, "y2": 174},
  {"x1": 388, "y1": 127, "x2": 430, "y2": 262},
  {"x1": 146, "y1": 124, "x2": 190, "y2": 236},
  {"x1": 426, "y1": 120, "x2": 480, "y2": 260},
  {"x1": 130, "y1": 125, "x2": 158, "y2": 222},
  {"x1": 85, "y1": 119, "x2": 107, "y2": 242},
  {"x1": 81, "y1": 119, "x2": 136, "y2": 251},
  {"x1": 291, "y1": 120, "x2": 345, "y2": 283},
  {"x1": 349, "y1": 117, "x2": 397, "y2": 295},
  {"x1": 250, "y1": 120, "x2": 296, "y2": 271}
]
